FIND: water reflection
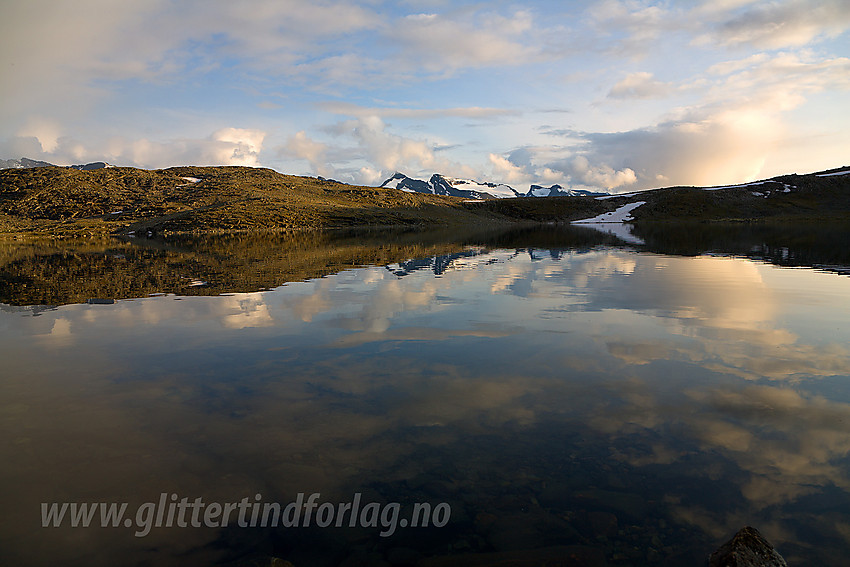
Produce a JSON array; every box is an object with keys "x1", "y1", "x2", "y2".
[{"x1": 1, "y1": 228, "x2": 850, "y2": 566}]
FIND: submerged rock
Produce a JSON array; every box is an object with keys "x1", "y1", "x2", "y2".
[{"x1": 709, "y1": 526, "x2": 787, "y2": 567}]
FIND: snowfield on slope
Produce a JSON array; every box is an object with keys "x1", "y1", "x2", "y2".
[
  {"x1": 572, "y1": 201, "x2": 646, "y2": 223},
  {"x1": 444, "y1": 177, "x2": 517, "y2": 198}
]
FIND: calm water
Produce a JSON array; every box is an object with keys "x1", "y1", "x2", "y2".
[{"x1": 2, "y1": 225, "x2": 850, "y2": 566}]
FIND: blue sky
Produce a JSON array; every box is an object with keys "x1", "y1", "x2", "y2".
[{"x1": 2, "y1": 0, "x2": 849, "y2": 193}]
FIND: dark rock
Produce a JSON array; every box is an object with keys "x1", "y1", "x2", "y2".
[{"x1": 709, "y1": 526, "x2": 787, "y2": 567}]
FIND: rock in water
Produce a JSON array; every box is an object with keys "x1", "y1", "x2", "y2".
[{"x1": 709, "y1": 526, "x2": 788, "y2": 567}]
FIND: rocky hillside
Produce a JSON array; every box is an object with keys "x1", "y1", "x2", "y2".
[
  {"x1": 0, "y1": 165, "x2": 542, "y2": 237},
  {"x1": 1, "y1": 164, "x2": 848, "y2": 237}
]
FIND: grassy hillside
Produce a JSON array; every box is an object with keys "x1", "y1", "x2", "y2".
[
  {"x1": 1, "y1": 165, "x2": 848, "y2": 237},
  {"x1": 0, "y1": 166, "x2": 525, "y2": 237}
]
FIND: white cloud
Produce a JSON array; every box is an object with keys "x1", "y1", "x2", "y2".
[
  {"x1": 607, "y1": 71, "x2": 671, "y2": 99},
  {"x1": 567, "y1": 155, "x2": 637, "y2": 189},
  {"x1": 699, "y1": 0, "x2": 850, "y2": 49},
  {"x1": 386, "y1": 9, "x2": 539, "y2": 74},
  {"x1": 210, "y1": 128, "x2": 266, "y2": 167},
  {"x1": 285, "y1": 131, "x2": 333, "y2": 178},
  {"x1": 124, "y1": 129, "x2": 266, "y2": 168},
  {"x1": 0, "y1": 0, "x2": 380, "y2": 126},
  {"x1": 488, "y1": 153, "x2": 533, "y2": 185},
  {"x1": 318, "y1": 102, "x2": 520, "y2": 120},
  {"x1": 586, "y1": 0, "x2": 850, "y2": 59},
  {"x1": 281, "y1": 116, "x2": 476, "y2": 185},
  {"x1": 513, "y1": 49, "x2": 850, "y2": 191},
  {"x1": 586, "y1": 0, "x2": 678, "y2": 56},
  {"x1": 0, "y1": 128, "x2": 267, "y2": 169},
  {"x1": 17, "y1": 117, "x2": 62, "y2": 153}
]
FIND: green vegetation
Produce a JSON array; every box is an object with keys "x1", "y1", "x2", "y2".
[{"x1": 0, "y1": 166, "x2": 516, "y2": 237}]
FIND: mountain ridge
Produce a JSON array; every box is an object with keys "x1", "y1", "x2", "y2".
[
  {"x1": 379, "y1": 171, "x2": 609, "y2": 199},
  {"x1": 0, "y1": 157, "x2": 113, "y2": 171}
]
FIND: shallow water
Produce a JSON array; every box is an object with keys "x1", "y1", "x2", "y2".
[{"x1": 2, "y1": 225, "x2": 850, "y2": 566}]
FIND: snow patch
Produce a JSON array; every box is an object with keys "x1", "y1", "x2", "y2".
[
  {"x1": 703, "y1": 180, "x2": 767, "y2": 191},
  {"x1": 595, "y1": 192, "x2": 639, "y2": 200},
  {"x1": 816, "y1": 170, "x2": 850, "y2": 177},
  {"x1": 448, "y1": 177, "x2": 516, "y2": 198},
  {"x1": 572, "y1": 201, "x2": 646, "y2": 224},
  {"x1": 181, "y1": 177, "x2": 201, "y2": 183}
]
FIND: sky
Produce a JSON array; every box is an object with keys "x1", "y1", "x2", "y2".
[{"x1": 1, "y1": 0, "x2": 849, "y2": 193}]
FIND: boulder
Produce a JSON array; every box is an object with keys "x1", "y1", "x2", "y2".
[{"x1": 709, "y1": 526, "x2": 787, "y2": 567}]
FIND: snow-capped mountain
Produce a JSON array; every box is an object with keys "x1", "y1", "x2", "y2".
[
  {"x1": 381, "y1": 172, "x2": 521, "y2": 199},
  {"x1": 433, "y1": 175, "x2": 521, "y2": 198},
  {"x1": 525, "y1": 184, "x2": 608, "y2": 198},
  {"x1": 380, "y1": 172, "x2": 608, "y2": 199},
  {"x1": 0, "y1": 157, "x2": 113, "y2": 171},
  {"x1": 0, "y1": 157, "x2": 55, "y2": 169},
  {"x1": 68, "y1": 161, "x2": 112, "y2": 171}
]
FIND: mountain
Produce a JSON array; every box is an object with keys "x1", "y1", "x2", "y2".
[
  {"x1": 69, "y1": 161, "x2": 112, "y2": 171},
  {"x1": 380, "y1": 172, "x2": 521, "y2": 199},
  {"x1": 526, "y1": 184, "x2": 608, "y2": 198},
  {"x1": 380, "y1": 172, "x2": 609, "y2": 199},
  {"x1": 0, "y1": 157, "x2": 113, "y2": 171},
  {"x1": 0, "y1": 157, "x2": 55, "y2": 169}
]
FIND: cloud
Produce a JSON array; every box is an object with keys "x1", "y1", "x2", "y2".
[
  {"x1": 488, "y1": 153, "x2": 534, "y2": 185},
  {"x1": 489, "y1": 146, "x2": 638, "y2": 191},
  {"x1": 699, "y1": 0, "x2": 850, "y2": 49},
  {"x1": 1, "y1": 127, "x2": 267, "y2": 169},
  {"x1": 16, "y1": 117, "x2": 62, "y2": 153},
  {"x1": 508, "y1": 50, "x2": 850, "y2": 191},
  {"x1": 588, "y1": 0, "x2": 850, "y2": 57},
  {"x1": 0, "y1": 0, "x2": 380, "y2": 125},
  {"x1": 607, "y1": 72, "x2": 672, "y2": 99},
  {"x1": 565, "y1": 155, "x2": 638, "y2": 189},
  {"x1": 565, "y1": 110, "x2": 779, "y2": 189},
  {"x1": 111, "y1": 128, "x2": 267, "y2": 169},
  {"x1": 209, "y1": 128, "x2": 266, "y2": 166},
  {"x1": 585, "y1": 0, "x2": 678, "y2": 57},
  {"x1": 280, "y1": 116, "x2": 476, "y2": 184},
  {"x1": 317, "y1": 102, "x2": 520, "y2": 120},
  {"x1": 386, "y1": 9, "x2": 539, "y2": 74}
]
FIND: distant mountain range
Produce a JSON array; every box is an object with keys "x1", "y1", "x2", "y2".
[
  {"x1": 0, "y1": 157, "x2": 113, "y2": 171},
  {"x1": 379, "y1": 172, "x2": 609, "y2": 199}
]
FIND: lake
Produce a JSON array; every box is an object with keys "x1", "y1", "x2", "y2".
[{"x1": 2, "y1": 223, "x2": 850, "y2": 566}]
